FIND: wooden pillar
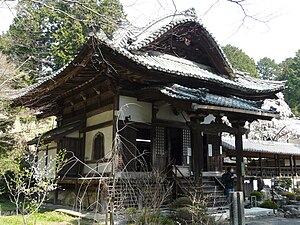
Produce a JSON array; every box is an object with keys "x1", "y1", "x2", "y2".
[
  {"x1": 290, "y1": 155, "x2": 293, "y2": 177},
  {"x1": 277, "y1": 154, "x2": 281, "y2": 176},
  {"x1": 293, "y1": 156, "x2": 297, "y2": 177},
  {"x1": 190, "y1": 117, "x2": 204, "y2": 186},
  {"x1": 274, "y1": 154, "x2": 277, "y2": 177},
  {"x1": 235, "y1": 125, "x2": 244, "y2": 192},
  {"x1": 259, "y1": 153, "x2": 263, "y2": 178}
]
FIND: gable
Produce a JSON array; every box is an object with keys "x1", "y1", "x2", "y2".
[{"x1": 140, "y1": 21, "x2": 231, "y2": 76}]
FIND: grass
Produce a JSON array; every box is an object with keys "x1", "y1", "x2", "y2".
[
  {"x1": 0, "y1": 199, "x2": 102, "y2": 225},
  {"x1": 0, "y1": 211, "x2": 100, "y2": 225},
  {"x1": 0, "y1": 200, "x2": 16, "y2": 212}
]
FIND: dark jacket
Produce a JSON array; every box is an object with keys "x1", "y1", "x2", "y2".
[{"x1": 222, "y1": 171, "x2": 234, "y2": 189}]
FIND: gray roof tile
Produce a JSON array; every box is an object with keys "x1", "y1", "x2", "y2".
[
  {"x1": 143, "y1": 84, "x2": 270, "y2": 112},
  {"x1": 223, "y1": 138, "x2": 300, "y2": 156}
]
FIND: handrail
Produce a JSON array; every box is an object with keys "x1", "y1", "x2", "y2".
[
  {"x1": 213, "y1": 176, "x2": 225, "y2": 190},
  {"x1": 171, "y1": 164, "x2": 195, "y2": 197},
  {"x1": 172, "y1": 164, "x2": 194, "y2": 187}
]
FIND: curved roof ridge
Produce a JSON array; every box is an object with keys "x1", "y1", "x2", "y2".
[
  {"x1": 127, "y1": 13, "x2": 197, "y2": 51},
  {"x1": 120, "y1": 9, "x2": 233, "y2": 74}
]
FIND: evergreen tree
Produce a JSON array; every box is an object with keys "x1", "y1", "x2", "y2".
[
  {"x1": 0, "y1": 0, "x2": 125, "y2": 83},
  {"x1": 276, "y1": 51, "x2": 300, "y2": 116},
  {"x1": 222, "y1": 44, "x2": 259, "y2": 78},
  {"x1": 256, "y1": 57, "x2": 279, "y2": 80},
  {"x1": 0, "y1": 53, "x2": 17, "y2": 170}
]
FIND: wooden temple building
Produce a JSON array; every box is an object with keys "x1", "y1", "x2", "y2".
[{"x1": 13, "y1": 9, "x2": 290, "y2": 208}]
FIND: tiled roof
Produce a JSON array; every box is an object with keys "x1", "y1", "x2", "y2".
[
  {"x1": 100, "y1": 10, "x2": 285, "y2": 94},
  {"x1": 123, "y1": 51, "x2": 284, "y2": 94},
  {"x1": 28, "y1": 120, "x2": 83, "y2": 144},
  {"x1": 223, "y1": 138, "x2": 300, "y2": 156},
  {"x1": 143, "y1": 84, "x2": 274, "y2": 113},
  {"x1": 12, "y1": 9, "x2": 285, "y2": 102}
]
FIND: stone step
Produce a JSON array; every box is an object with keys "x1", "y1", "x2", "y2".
[{"x1": 203, "y1": 190, "x2": 224, "y2": 195}]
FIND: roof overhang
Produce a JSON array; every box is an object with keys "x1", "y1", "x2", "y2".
[
  {"x1": 28, "y1": 120, "x2": 84, "y2": 145},
  {"x1": 223, "y1": 138, "x2": 300, "y2": 157}
]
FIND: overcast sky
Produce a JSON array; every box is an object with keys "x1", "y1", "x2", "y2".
[{"x1": 1, "y1": 0, "x2": 300, "y2": 63}]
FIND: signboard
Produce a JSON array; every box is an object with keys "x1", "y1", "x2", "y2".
[
  {"x1": 208, "y1": 144, "x2": 212, "y2": 157},
  {"x1": 241, "y1": 162, "x2": 245, "y2": 176}
]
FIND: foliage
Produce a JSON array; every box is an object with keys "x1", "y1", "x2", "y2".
[
  {"x1": 0, "y1": 198, "x2": 16, "y2": 212},
  {"x1": 250, "y1": 191, "x2": 263, "y2": 201},
  {"x1": 0, "y1": 0, "x2": 125, "y2": 83},
  {"x1": 124, "y1": 208, "x2": 175, "y2": 225},
  {"x1": 296, "y1": 195, "x2": 300, "y2": 201},
  {"x1": 275, "y1": 50, "x2": 300, "y2": 116},
  {"x1": 282, "y1": 192, "x2": 296, "y2": 201},
  {"x1": 222, "y1": 44, "x2": 259, "y2": 78},
  {"x1": 278, "y1": 178, "x2": 293, "y2": 190},
  {"x1": 0, "y1": 53, "x2": 20, "y2": 177},
  {"x1": 171, "y1": 197, "x2": 192, "y2": 208},
  {"x1": 172, "y1": 195, "x2": 215, "y2": 225},
  {"x1": 137, "y1": 213, "x2": 175, "y2": 225},
  {"x1": 260, "y1": 199, "x2": 278, "y2": 209},
  {"x1": 257, "y1": 57, "x2": 279, "y2": 80},
  {"x1": 3, "y1": 149, "x2": 67, "y2": 225}
]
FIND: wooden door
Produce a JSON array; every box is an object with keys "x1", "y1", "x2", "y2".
[
  {"x1": 206, "y1": 134, "x2": 222, "y2": 171},
  {"x1": 120, "y1": 125, "x2": 137, "y2": 171},
  {"x1": 59, "y1": 137, "x2": 83, "y2": 177}
]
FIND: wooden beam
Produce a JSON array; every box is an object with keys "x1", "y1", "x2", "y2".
[
  {"x1": 234, "y1": 124, "x2": 244, "y2": 192},
  {"x1": 193, "y1": 104, "x2": 278, "y2": 120},
  {"x1": 259, "y1": 153, "x2": 263, "y2": 178},
  {"x1": 190, "y1": 117, "x2": 204, "y2": 186},
  {"x1": 290, "y1": 155, "x2": 293, "y2": 177},
  {"x1": 277, "y1": 154, "x2": 281, "y2": 177},
  {"x1": 197, "y1": 123, "x2": 247, "y2": 135},
  {"x1": 293, "y1": 156, "x2": 297, "y2": 176},
  {"x1": 81, "y1": 120, "x2": 113, "y2": 133}
]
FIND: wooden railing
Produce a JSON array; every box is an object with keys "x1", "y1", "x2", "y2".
[
  {"x1": 246, "y1": 166, "x2": 300, "y2": 178},
  {"x1": 171, "y1": 164, "x2": 194, "y2": 198},
  {"x1": 223, "y1": 165, "x2": 300, "y2": 178},
  {"x1": 213, "y1": 176, "x2": 225, "y2": 190}
]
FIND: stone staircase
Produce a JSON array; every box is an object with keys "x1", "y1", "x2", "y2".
[
  {"x1": 202, "y1": 176, "x2": 227, "y2": 208},
  {"x1": 171, "y1": 169, "x2": 227, "y2": 210}
]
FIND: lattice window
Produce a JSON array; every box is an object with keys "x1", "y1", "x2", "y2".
[
  {"x1": 155, "y1": 127, "x2": 165, "y2": 155},
  {"x1": 93, "y1": 132, "x2": 105, "y2": 160},
  {"x1": 182, "y1": 129, "x2": 191, "y2": 164}
]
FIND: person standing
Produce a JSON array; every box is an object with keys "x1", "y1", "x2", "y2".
[{"x1": 222, "y1": 167, "x2": 236, "y2": 204}]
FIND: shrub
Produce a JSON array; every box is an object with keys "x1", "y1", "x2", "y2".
[
  {"x1": 250, "y1": 191, "x2": 263, "y2": 201},
  {"x1": 158, "y1": 216, "x2": 175, "y2": 225},
  {"x1": 138, "y1": 214, "x2": 175, "y2": 225},
  {"x1": 260, "y1": 200, "x2": 278, "y2": 209},
  {"x1": 124, "y1": 207, "x2": 137, "y2": 223},
  {"x1": 282, "y1": 191, "x2": 296, "y2": 200},
  {"x1": 296, "y1": 195, "x2": 300, "y2": 201},
  {"x1": 171, "y1": 197, "x2": 192, "y2": 209}
]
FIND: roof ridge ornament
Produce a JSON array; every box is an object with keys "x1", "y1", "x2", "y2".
[{"x1": 183, "y1": 7, "x2": 197, "y2": 17}]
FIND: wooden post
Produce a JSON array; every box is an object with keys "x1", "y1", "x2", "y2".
[
  {"x1": 293, "y1": 156, "x2": 297, "y2": 176},
  {"x1": 190, "y1": 117, "x2": 204, "y2": 187},
  {"x1": 290, "y1": 155, "x2": 293, "y2": 177},
  {"x1": 235, "y1": 125, "x2": 244, "y2": 192},
  {"x1": 259, "y1": 153, "x2": 263, "y2": 178},
  {"x1": 274, "y1": 155, "x2": 277, "y2": 177},
  {"x1": 277, "y1": 154, "x2": 281, "y2": 176}
]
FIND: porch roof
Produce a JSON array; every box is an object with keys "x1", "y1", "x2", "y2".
[
  {"x1": 28, "y1": 120, "x2": 83, "y2": 145},
  {"x1": 222, "y1": 138, "x2": 300, "y2": 156},
  {"x1": 141, "y1": 84, "x2": 276, "y2": 114}
]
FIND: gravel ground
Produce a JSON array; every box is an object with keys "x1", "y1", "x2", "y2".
[{"x1": 245, "y1": 217, "x2": 300, "y2": 225}]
